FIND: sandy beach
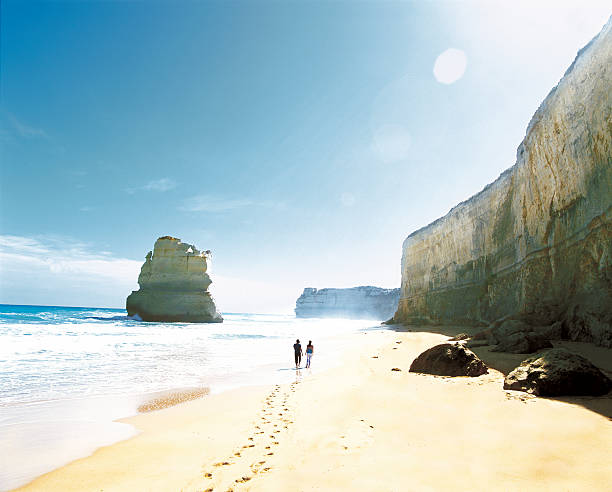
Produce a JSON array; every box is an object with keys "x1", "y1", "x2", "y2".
[{"x1": 16, "y1": 328, "x2": 612, "y2": 491}]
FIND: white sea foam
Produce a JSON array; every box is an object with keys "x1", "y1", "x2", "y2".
[{"x1": 0, "y1": 305, "x2": 383, "y2": 489}]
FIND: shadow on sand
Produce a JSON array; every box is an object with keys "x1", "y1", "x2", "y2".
[{"x1": 391, "y1": 323, "x2": 612, "y2": 420}]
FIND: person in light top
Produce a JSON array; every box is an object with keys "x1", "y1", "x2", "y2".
[{"x1": 305, "y1": 340, "x2": 314, "y2": 368}]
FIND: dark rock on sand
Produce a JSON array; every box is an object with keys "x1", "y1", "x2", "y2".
[
  {"x1": 491, "y1": 331, "x2": 553, "y2": 354},
  {"x1": 487, "y1": 319, "x2": 530, "y2": 345},
  {"x1": 409, "y1": 343, "x2": 488, "y2": 377},
  {"x1": 504, "y1": 348, "x2": 612, "y2": 396}
]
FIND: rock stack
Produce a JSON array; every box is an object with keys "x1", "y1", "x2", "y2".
[
  {"x1": 126, "y1": 236, "x2": 222, "y2": 323},
  {"x1": 295, "y1": 286, "x2": 400, "y2": 320}
]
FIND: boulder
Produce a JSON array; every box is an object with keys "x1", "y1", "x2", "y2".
[
  {"x1": 491, "y1": 331, "x2": 553, "y2": 354},
  {"x1": 409, "y1": 343, "x2": 488, "y2": 377},
  {"x1": 126, "y1": 236, "x2": 222, "y2": 323},
  {"x1": 487, "y1": 319, "x2": 531, "y2": 345},
  {"x1": 533, "y1": 321, "x2": 564, "y2": 340},
  {"x1": 448, "y1": 333, "x2": 470, "y2": 341},
  {"x1": 504, "y1": 348, "x2": 612, "y2": 396},
  {"x1": 563, "y1": 291, "x2": 612, "y2": 348}
]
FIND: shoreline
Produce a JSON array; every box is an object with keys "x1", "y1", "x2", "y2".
[
  {"x1": 2, "y1": 327, "x2": 375, "y2": 491},
  {"x1": 13, "y1": 327, "x2": 612, "y2": 491}
]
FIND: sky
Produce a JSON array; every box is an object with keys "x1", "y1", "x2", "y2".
[{"x1": 1, "y1": 0, "x2": 610, "y2": 313}]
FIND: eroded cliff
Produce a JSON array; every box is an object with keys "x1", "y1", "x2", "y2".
[
  {"x1": 296, "y1": 286, "x2": 400, "y2": 320},
  {"x1": 394, "y1": 18, "x2": 612, "y2": 347},
  {"x1": 126, "y1": 236, "x2": 222, "y2": 322}
]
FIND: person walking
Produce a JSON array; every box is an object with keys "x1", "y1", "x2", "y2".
[
  {"x1": 305, "y1": 340, "x2": 314, "y2": 368},
  {"x1": 293, "y1": 339, "x2": 302, "y2": 368}
]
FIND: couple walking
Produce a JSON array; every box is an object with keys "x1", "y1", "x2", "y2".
[{"x1": 293, "y1": 339, "x2": 313, "y2": 368}]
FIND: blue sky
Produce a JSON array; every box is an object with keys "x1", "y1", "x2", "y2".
[{"x1": 1, "y1": 1, "x2": 610, "y2": 312}]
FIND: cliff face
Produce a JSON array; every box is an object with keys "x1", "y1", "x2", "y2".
[
  {"x1": 395, "y1": 18, "x2": 612, "y2": 347},
  {"x1": 126, "y1": 236, "x2": 222, "y2": 323},
  {"x1": 296, "y1": 286, "x2": 400, "y2": 320}
]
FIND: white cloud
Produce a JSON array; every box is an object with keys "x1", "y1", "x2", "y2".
[
  {"x1": 433, "y1": 48, "x2": 467, "y2": 84},
  {"x1": 125, "y1": 178, "x2": 177, "y2": 194},
  {"x1": 0, "y1": 235, "x2": 141, "y2": 308},
  {"x1": 5, "y1": 113, "x2": 49, "y2": 139}
]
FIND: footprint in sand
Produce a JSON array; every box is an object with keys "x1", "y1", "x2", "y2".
[
  {"x1": 214, "y1": 461, "x2": 231, "y2": 467},
  {"x1": 235, "y1": 476, "x2": 252, "y2": 483},
  {"x1": 204, "y1": 472, "x2": 212, "y2": 478},
  {"x1": 265, "y1": 446, "x2": 271, "y2": 449},
  {"x1": 267, "y1": 452, "x2": 274, "y2": 456},
  {"x1": 204, "y1": 488, "x2": 213, "y2": 492},
  {"x1": 234, "y1": 452, "x2": 241, "y2": 457}
]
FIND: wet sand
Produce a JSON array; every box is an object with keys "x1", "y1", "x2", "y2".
[
  {"x1": 16, "y1": 329, "x2": 612, "y2": 491},
  {"x1": 137, "y1": 387, "x2": 210, "y2": 413}
]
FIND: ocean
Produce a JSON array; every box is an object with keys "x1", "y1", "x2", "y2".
[{"x1": 0, "y1": 304, "x2": 382, "y2": 490}]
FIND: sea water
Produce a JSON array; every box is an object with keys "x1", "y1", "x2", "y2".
[{"x1": 0, "y1": 304, "x2": 382, "y2": 490}]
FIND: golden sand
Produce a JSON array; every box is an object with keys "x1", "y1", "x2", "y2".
[{"x1": 16, "y1": 329, "x2": 612, "y2": 491}]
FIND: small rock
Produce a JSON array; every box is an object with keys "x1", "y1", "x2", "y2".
[
  {"x1": 504, "y1": 348, "x2": 612, "y2": 396},
  {"x1": 448, "y1": 333, "x2": 470, "y2": 341},
  {"x1": 391, "y1": 367, "x2": 402, "y2": 371}
]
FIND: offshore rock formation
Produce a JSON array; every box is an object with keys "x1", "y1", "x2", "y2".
[
  {"x1": 394, "y1": 18, "x2": 612, "y2": 347},
  {"x1": 126, "y1": 236, "x2": 222, "y2": 323},
  {"x1": 295, "y1": 286, "x2": 400, "y2": 320}
]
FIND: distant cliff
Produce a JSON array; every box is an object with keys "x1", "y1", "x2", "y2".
[
  {"x1": 127, "y1": 236, "x2": 222, "y2": 323},
  {"x1": 296, "y1": 286, "x2": 400, "y2": 320},
  {"x1": 394, "y1": 18, "x2": 612, "y2": 347}
]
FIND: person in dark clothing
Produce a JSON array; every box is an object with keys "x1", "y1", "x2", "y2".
[{"x1": 293, "y1": 339, "x2": 302, "y2": 368}]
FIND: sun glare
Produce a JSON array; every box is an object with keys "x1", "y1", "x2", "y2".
[{"x1": 433, "y1": 48, "x2": 468, "y2": 84}]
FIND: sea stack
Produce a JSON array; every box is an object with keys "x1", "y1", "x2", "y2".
[
  {"x1": 393, "y1": 18, "x2": 612, "y2": 346},
  {"x1": 126, "y1": 236, "x2": 223, "y2": 323}
]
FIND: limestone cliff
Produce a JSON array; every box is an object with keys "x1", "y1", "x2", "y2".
[
  {"x1": 295, "y1": 286, "x2": 400, "y2": 320},
  {"x1": 394, "y1": 18, "x2": 612, "y2": 347},
  {"x1": 126, "y1": 236, "x2": 222, "y2": 323}
]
